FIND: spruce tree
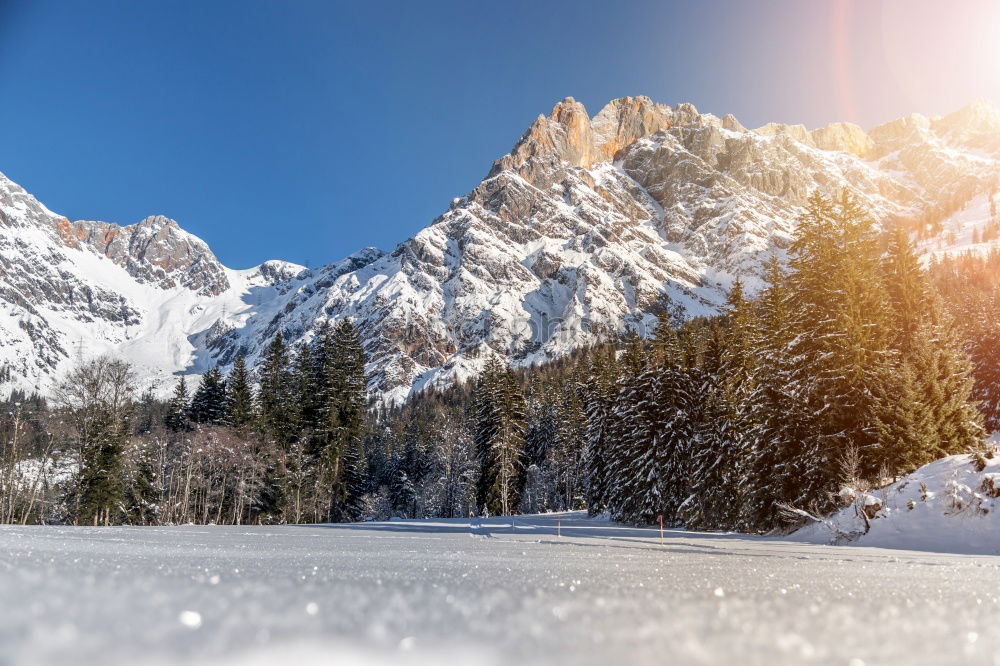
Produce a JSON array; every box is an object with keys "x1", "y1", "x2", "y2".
[
  {"x1": 552, "y1": 372, "x2": 587, "y2": 510},
  {"x1": 257, "y1": 332, "x2": 298, "y2": 448},
  {"x1": 683, "y1": 322, "x2": 740, "y2": 529},
  {"x1": 164, "y1": 377, "x2": 190, "y2": 432},
  {"x1": 77, "y1": 405, "x2": 129, "y2": 525},
  {"x1": 189, "y1": 367, "x2": 228, "y2": 425},
  {"x1": 965, "y1": 294, "x2": 1000, "y2": 431},
  {"x1": 325, "y1": 319, "x2": 369, "y2": 522},
  {"x1": 292, "y1": 335, "x2": 322, "y2": 445},
  {"x1": 339, "y1": 438, "x2": 368, "y2": 522},
  {"x1": 777, "y1": 191, "x2": 893, "y2": 511},
  {"x1": 741, "y1": 255, "x2": 812, "y2": 531},
  {"x1": 124, "y1": 439, "x2": 160, "y2": 525},
  {"x1": 879, "y1": 226, "x2": 983, "y2": 471},
  {"x1": 581, "y1": 348, "x2": 617, "y2": 515},
  {"x1": 225, "y1": 353, "x2": 255, "y2": 433},
  {"x1": 475, "y1": 357, "x2": 527, "y2": 516}
]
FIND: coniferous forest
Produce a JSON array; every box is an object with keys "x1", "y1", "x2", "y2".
[{"x1": 0, "y1": 192, "x2": 994, "y2": 529}]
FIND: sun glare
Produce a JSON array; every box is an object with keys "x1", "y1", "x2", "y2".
[{"x1": 879, "y1": 0, "x2": 1000, "y2": 118}]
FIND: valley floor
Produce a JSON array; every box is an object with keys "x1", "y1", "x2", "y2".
[{"x1": 1, "y1": 513, "x2": 999, "y2": 665}]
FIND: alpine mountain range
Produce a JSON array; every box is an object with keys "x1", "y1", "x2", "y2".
[{"x1": 1, "y1": 95, "x2": 998, "y2": 403}]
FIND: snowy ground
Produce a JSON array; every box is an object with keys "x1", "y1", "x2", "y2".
[
  {"x1": 2, "y1": 514, "x2": 1000, "y2": 666},
  {"x1": 792, "y1": 453, "x2": 1000, "y2": 555}
]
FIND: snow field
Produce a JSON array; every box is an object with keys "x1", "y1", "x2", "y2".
[
  {"x1": 2, "y1": 513, "x2": 1000, "y2": 665},
  {"x1": 792, "y1": 453, "x2": 1000, "y2": 555}
]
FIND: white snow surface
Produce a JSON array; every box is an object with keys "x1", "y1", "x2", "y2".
[
  {"x1": 792, "y1": 453, "x2": 1000, "y2": 555},
  {"x1": 3, "y1": 513, "x2": 1000, "y2": 666}
]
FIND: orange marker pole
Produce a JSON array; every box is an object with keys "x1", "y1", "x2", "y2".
[{"x1": 659, "y1": 515, "x2": 664, "y2": 545}]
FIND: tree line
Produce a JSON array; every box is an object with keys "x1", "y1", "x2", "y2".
[
  {"x1": 0, "y1": 192, "x2": 995, "y2": 529},
  {"x1": 1, "y1": 320, "x2": 369, "y2": 525}
]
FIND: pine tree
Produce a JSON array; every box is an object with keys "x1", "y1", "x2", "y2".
[
  {"x1": 605, "y1": 363, "x2": 655, "y2": 523},
  {"x1": 683, "y1": 321, "x2": 741, "y2": 529},
  {"x1": 257, "y1": 332, "x2": 298, "y2": 448},
  {"x1": 124, "y1": 438, "x2": 160, "y2": 525},
  {"x1": 520, "y1": 376, "x2": 556, "y2": 512},
  {"x1": 551, "y1": 371, "x2": 587, "y2": 510},
  {"x1": 582, "y1": 348, "x2": 617, "y2": 515},
  {"x1": 188, "y1": 368, "x2": 228, "y2": 425},
  {"x1": 292, "y1": 335, "x2": 322, "y2": 445},
  {"x1": 776, "y1": 191, "x2": 893, "y2": 511},
  {"x1": 699, "y1": 280, "x2": 759, "y2": 528},
  {"x1": 324, "y1": 320, "x2": 369, "y2": 522},
  {"x1": 339, "y1": 438, "x2": 368, "y2": 522},
  {"x1": 600, "y1": 332, "x2": 655, "y2": 522},
  {"x1": 965, "y1": 293, "x2": 1000, "y2": 431},
  {"x1": 879, "y1": 226, "x2": 984, "y2": 472},
  {"x1": 225, "y1": 353, "x2": 255, "y2": 432},
  {"x1": 77, "y1": 405, "x2": 130, "y2": 525},
  {"x1": 164, "y1": 377, "x2": 190, "y2": 432},
  {"x1": 741, "y1": 255, "x2": 813, "y2": 531},
  {"x1": 475, "y1": 357, "x2": 527, "y2": 516}
]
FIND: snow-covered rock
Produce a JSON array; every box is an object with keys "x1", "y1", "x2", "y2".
[
  {"x1": 0, "y1": 96, "x2": 998, "y2": 401},
  {"x1": 792, "y1": 452, "x2": 1000, "y2": 555}
]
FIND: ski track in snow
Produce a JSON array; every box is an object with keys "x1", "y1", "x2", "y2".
[{"x1": 2, "y1": 513, "x2": 999, "y2": 666}]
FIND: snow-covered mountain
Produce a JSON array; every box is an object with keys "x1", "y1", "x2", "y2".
[{"x1": 2, "y1": 96, "x2": 998, "y2": 402}]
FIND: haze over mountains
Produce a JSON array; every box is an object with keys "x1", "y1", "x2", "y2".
[{"x1": 1, "y1": 96, "x2": 998, "y2": 402}]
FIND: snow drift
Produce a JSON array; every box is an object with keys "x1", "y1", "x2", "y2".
[{"x1": 791, "y1": 450, "x2": 1000, "y2": 555}]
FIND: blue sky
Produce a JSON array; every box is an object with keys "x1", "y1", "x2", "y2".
[{"x1": 1, "y1": 0, "x2": 997, "y2": 268}]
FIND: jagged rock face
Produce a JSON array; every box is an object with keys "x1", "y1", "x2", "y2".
[
  {"x1": 488, "y1": 97, "x2": 601, "y2": 186},
  {"x1": 72, "y1": 216, "x2": 230, "y2": 295},
  {"x1": 591, "y1": 96, "x2": 675, "y2": 160},
  {"x1": 242, "y1": 97, "x2": 996, "y2": 403},
  {"x1": 0, "y1": 97, "x2": 997, "y2": 402},
  {"x1": 809, "y1": 122, "x2": 873, "y2": 157}
]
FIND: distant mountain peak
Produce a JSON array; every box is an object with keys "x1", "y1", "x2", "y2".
[{"x1": 72, "y1": 215, "x2": 229, "y2": 295}]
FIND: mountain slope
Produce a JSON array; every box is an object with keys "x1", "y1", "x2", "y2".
[{"x1": 1, "y1": 96, "x2": 998, "y2": 401}]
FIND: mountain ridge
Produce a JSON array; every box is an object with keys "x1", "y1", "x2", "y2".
[{"x1": 0, "y1": 96, "x2": 997, "y2": 401}]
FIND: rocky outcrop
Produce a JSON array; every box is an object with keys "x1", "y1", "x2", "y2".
[
  {"x1": 72, "y1": 216, "x2": 230, "y2": 295},
  {"x1": 809, "y1": 122, "x2": 873, "y2": 157},
  {"x1": 488, "y1": 97, "x2": 601, "y2": 186},
  {"x1": 591, "y1": 96, "x2": 674, "y2": 161},
  {"x1": 754, "y1": 122, "x2": 814, "y2": 145}
]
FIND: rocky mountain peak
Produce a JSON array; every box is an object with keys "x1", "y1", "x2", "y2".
[
  {"x1": 940, "y1": 98, "x2": 1000, "y2": 127},
  {"x1": 933, "y1": 99, "x2": 1000, "y2": 152},
  {"x1": 488, "y1": 96, "x2": 600, "y2": 184},
  {"x1": 134, "y1": 214, "x2": 179, "y2": 232},
  {"x1": 72, "y1": 215, "x2": 230, "y2": 295},
  {"x1": 867, "y1": 113, "x2": 932, "y2": 154},
  {"x1": 721, "y1": 114, "x2": 746, "y2": 132},
  {"x1": 809, "y1": 122, "x2": 873, "y2": 157},
  {"x1": 753, "y1": 122, "x2": 813, "y2": 144},
  {"x1": 591, "y1": 96, "x2": 674, "y2": 161},
  {"x1": 489, "y1": 96, "x2": 708, "y2": 187}
]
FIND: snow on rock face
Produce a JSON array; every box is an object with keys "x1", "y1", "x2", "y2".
[
  {"x1": 792, "y1": 452, "x2": 1000, "y2": 555},
  {"x1": 72, "y1": 215, "x2": 231, "y2": 296},
  {"x1": 0, "y1": 97, "x2": 998, "y2": 401}
]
